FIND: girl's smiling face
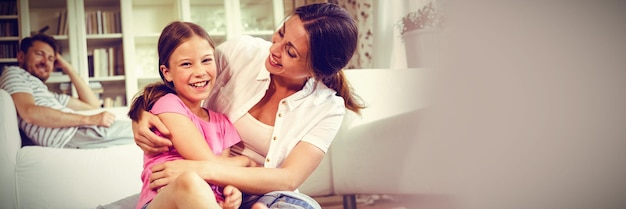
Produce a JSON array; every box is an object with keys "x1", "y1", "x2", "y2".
[{"x1": 161, "y1": 35, "x2": 216, "y2": 108}]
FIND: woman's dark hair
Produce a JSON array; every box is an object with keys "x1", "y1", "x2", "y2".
[
  {"x1": 20, "y1": 33, "x2": 58, "y2": 54},
  {"x1": 128, "y1": 21, "x2": 215, "y2": 121},
  {"x1": 295, "y1": 3, "x2": 365, "y2": 114}
]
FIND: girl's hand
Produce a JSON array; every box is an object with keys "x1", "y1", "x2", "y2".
[
  {"x1": 220, "y1": 185, "x2": 242, "y2": 209},
  {"x1": 149, "y1": 160, "x2": 209, "y2": 190}
]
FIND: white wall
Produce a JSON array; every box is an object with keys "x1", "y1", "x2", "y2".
[{"x1": 410, "y1": 1, "x2": 626, "y2": 209}]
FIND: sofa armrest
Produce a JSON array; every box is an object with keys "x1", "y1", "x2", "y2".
[
  {"x1": 0, "y1": 89, "x2": 22, "y2": 209},
  {"x1": 0, "y1": 89, "x2": 22, "y2": 163},
  {"x1": 332, "y1": 110, "x2": 427, "y2": 195}
]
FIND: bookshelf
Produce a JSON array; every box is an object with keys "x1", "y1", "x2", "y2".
[
  {"x1": 17, "y1": 0, "x2": 285, "y2": 107},
  {"x1": 0, "y1": 0, "x2": 20, "y2": 72},
  {"x1": 79, "y1": 0, "x2": 126, "y2": 107}
]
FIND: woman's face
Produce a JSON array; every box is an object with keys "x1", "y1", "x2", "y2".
[
  {"x1": 161, "y1": 35, "x2": 216, "y2": 107},
  {"x1": 266, "y1": 16, "x2": 313, "y2": 80}
]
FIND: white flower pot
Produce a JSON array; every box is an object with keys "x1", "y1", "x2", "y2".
[{"x1": 402, "y1": 29, "x2": 440, "y2": 69}]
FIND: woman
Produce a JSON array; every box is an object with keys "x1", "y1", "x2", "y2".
[{"x1": 133, "y1": 3, "x2": 364, "y2": 208}]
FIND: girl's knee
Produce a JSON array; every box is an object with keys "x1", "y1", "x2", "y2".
[
  {"x1": 251, "y1": 202, "x2": 269, "y2": 209},
  {"x1": 173, "y1": 172, "x2": 206, "y2": 193}
]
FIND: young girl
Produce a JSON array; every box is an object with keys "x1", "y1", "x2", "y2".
[{"x1": 128, "y1": 21, "x2": 253, "y2": 209}]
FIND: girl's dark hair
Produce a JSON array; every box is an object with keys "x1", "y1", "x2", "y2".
[
  {"x1": 20, "y1": 33, "x2": 58, "y2": 54},
  {"x1": 128, "y1": 21, "x2": 215, "y2": 121},
  {"x1": 295, "y1": 3, "x2": 365, "y2": 114}
]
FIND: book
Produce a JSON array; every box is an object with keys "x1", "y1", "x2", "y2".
[
  {"x1": 92, "y1": 48, "x2": 100, "y2": 77},
  {"x1": 115, "y1": 46, "x2": 124, "y2": 75},
  {"x1": 107, "y1": 47, "x2": 115, "y2": 76},
  {"x1": 96, "y1": 10, "x2": 103, "y2": 34},
  {"x1": 87, "y1": 51, "x2": 94, "y2": 77},
  {"x1": 99, "y1": 48, "x2": 109, "y2": 76},
  {"x1": 57, "y1": 10, "x2": 67, "y2": 35},
  {"x1": 93, "y1": 48, "x2": 111, "y2": 77},
  {"x1": 63, "y1": 10, "x2": 68, "y2": 35}
]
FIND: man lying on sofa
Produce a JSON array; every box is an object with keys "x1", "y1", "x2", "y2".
[{"x1": 0, "y1": 33, "x2": 133, "y2": 148}]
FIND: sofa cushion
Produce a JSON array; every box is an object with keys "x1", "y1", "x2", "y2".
[{"x1": 15, "y1": 144, "x2": 143, "y2": 209}]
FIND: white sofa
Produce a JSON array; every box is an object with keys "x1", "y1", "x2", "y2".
[
  {"x1": 0, "y1": 89, "x2": 144, "y2": 209},
  {"x1": 0, "y1": 68, "x2": 431, "y2": 209}
]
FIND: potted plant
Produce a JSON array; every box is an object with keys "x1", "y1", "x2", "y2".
[{"x1": 397, "y1": 1, "x2": 444, "y2": 68}]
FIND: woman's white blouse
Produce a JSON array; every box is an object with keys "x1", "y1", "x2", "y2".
[{"x1": 204, "y1": 35, "x2": 346, "y2": 168}]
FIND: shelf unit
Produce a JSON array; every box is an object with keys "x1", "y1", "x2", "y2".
[
  {"x1": 0, "y1": 0, "x2": 20, "y2": 72},
  {"x1": 17, "y1": 0, "x2": 284, "y2": 107},
  {"x1": 79, "y1": 0, "x2": 126, "y2": 107}
]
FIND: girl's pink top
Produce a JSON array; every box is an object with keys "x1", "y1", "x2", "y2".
[{"x1": 136, "y1": 93, "x2": 241, "y2": 209}]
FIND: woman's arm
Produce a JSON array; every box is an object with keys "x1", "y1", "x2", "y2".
[
  {"x1": 221, "y1": 148, "x2": 257, "y2": 167},
  {"x1": 132, "y1": 110, "x2": 172, "y2": 155},
  {"x1": 149, "y1": 141, "x2": 324, "y2": 194}
]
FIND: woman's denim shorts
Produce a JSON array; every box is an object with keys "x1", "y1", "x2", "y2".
[{"x1": 244, "y1": 191, "x2": 321, "y2": 209}]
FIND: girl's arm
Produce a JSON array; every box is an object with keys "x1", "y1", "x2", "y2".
[
  {"x1": 159, "y1": 112, "x2": 252, "y2": 167},
  {"x1": 158, "y1": 112, "x2": 216, "y2": 160}
]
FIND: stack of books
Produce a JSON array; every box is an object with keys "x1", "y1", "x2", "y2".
[
  {"x1": 85, "y1": 10, "x2": 122, "y2": 35},
  {"x1": 88, "y1": 47, "x2": 124, "y2": 78}
]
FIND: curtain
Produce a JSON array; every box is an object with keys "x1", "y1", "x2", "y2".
[
  {"x1": 334, "y1": 0, "x2": 373, "y2": 69},
  {"x1": 284, "y1": 0, "x2": 375, "y2": 69},
  {"x1": 372, "y1": 0, "x2": 410, "y2": 69},
  {"x1": 284, "y1": 0, "x2": 329, "y2": 14}
]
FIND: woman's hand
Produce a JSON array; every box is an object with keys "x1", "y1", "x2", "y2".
[
  {"x1": 220, "y1": 185, "x2": 242, "y2": 209},
  {"x1": 149, "y1": 160, "x2": 212, "y2": 190},
  {"x1": 132, "y1": 110, "x2": 172, "y2": 155}
]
